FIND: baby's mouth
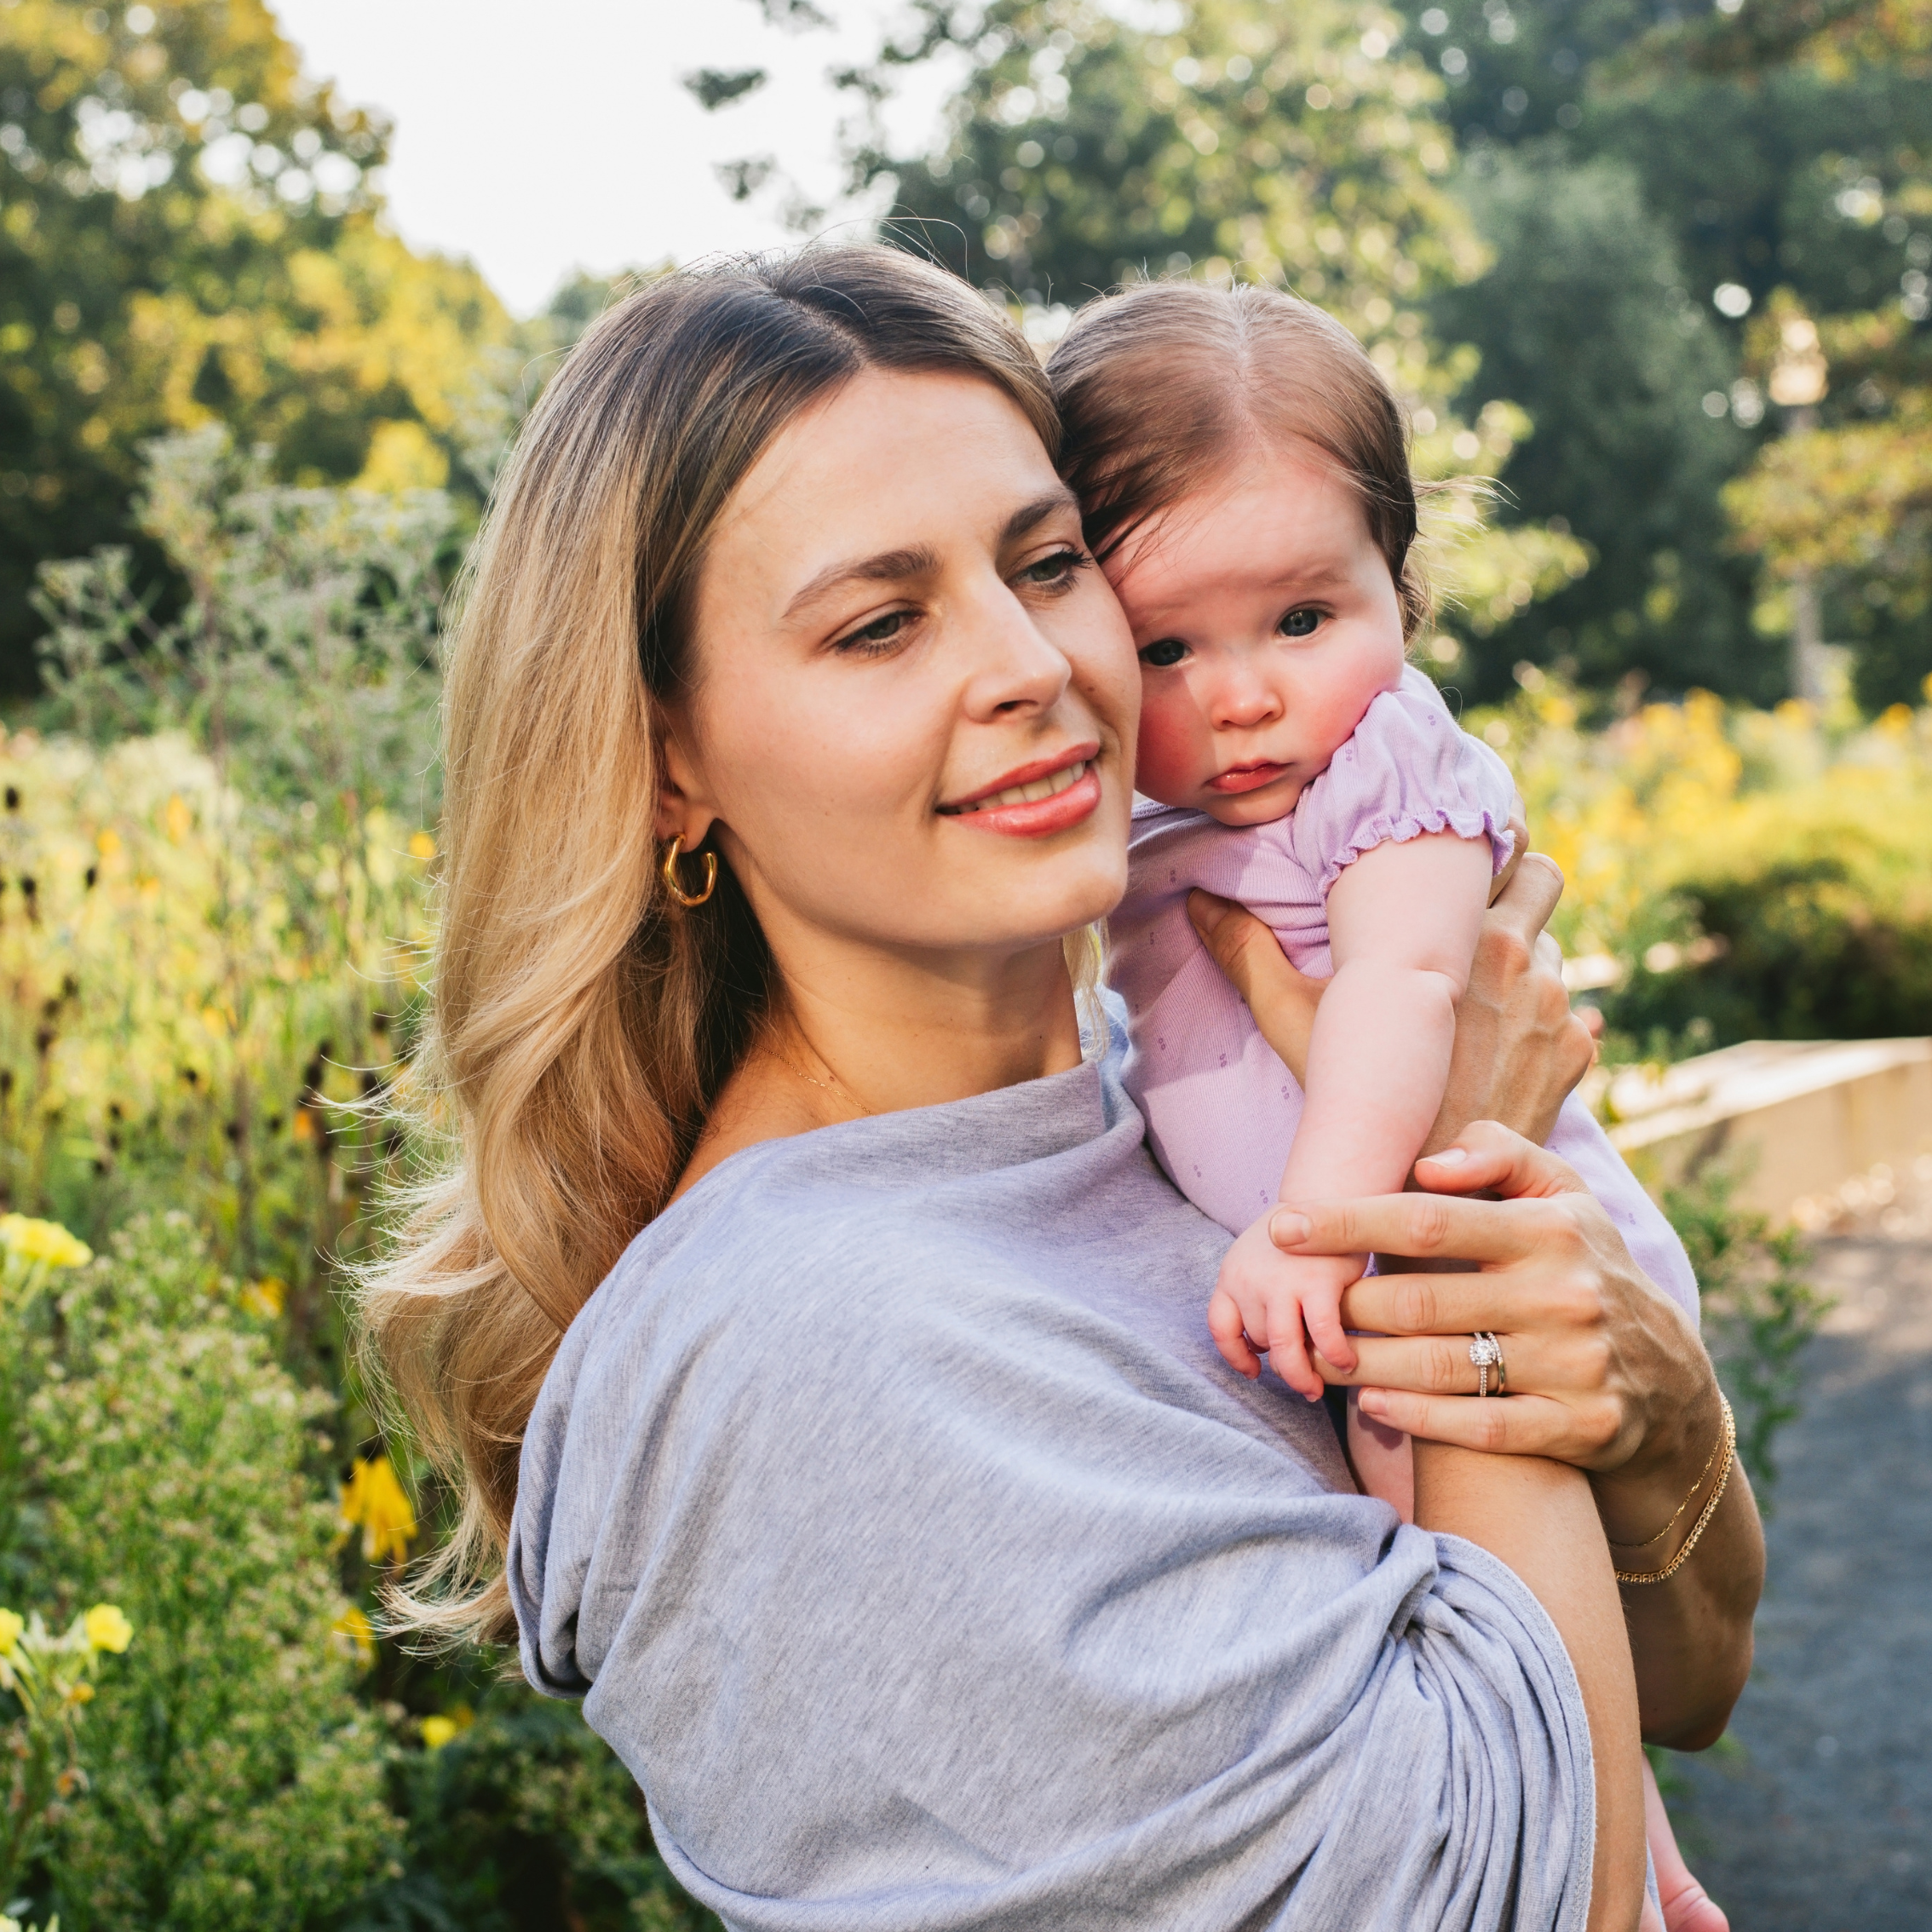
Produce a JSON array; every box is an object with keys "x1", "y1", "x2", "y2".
[{"x1": 1205, "y1": 761, "x2": 1293, "y2": 796}]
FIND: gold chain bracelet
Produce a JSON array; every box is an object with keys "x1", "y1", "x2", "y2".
[
  {"x1": 1614, "y1": 1394, "x2": 1735, "y2": 1586},
  {"x1": 1607, "y1": 1391, "x2": 1730, "y2": 1550}
]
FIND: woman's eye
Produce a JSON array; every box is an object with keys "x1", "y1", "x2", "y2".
[
  {"x1": 1139, "y1": 638, "x2": 1188, "y2": 669},
  {"x1": 1016, "y1": 548, "x2": 1090, "y2": 590},
  {"x1": 1279, "y1": 607, "x2": 1323, "y2": 639},
  {"x1": 833, "y1": 610, "x2": 913, "y2": 655}
]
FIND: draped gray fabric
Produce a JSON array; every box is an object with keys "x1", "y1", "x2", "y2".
[{"x1": 509, "y1": 1030, "x2": 1596, "y2": 1931}]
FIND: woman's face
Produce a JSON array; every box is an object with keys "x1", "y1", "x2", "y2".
[{"x1": 664, "y1": 369, "x2": 1138, "y2": 974}]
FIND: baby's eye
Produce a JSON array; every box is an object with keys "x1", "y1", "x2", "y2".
[
  {"x1": 1278, "y1": 607, "x2": 1323, "y2": 639},
  {"x1": 1139, "y1": 638, "x2": 1188, "y2": 669}
]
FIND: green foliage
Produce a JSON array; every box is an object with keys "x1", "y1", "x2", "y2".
[
  {"x1": 35, "y1": 424, "x2": 451, "y2": 816},
  {"x1": 1492, "y1": 680, "x2": 1932, "y2": 1049},
  {"x1": 0, "y1": 0, "x2": 514, "y2": 693},
  {"x1": 855, "y1": 0, "x2": 1482, "y2": 319},
  {"x1": 1430, "y1": 150, "x2": 1764, "y2": 703},
  {"x1": 349, "y1": 1687, "x2": 721, "y2": 1932},
  {"x1": 1, "y1": 1212, "x2": 399, "y2": 1929},
  {"x1": 1395, "y1": 0, "x2": 1932, "y2": 707},
  {"x1": 1663, "y1": 1169, "x2": 1834, "y2": 1495}
]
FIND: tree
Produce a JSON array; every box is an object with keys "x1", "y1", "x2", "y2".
[
  {"x1": 1404, "y1": 0, "x2": 1932, "y2": 705},
  {"x1": 1430, "y1": 150, "x2": 1762, "y2": 702},
  {"x1": 701, "y1": 0, "x2": 1588, "y2": 675},
  {"x1": 0, "y1": 0, "x2": 514, "y2": 693}
]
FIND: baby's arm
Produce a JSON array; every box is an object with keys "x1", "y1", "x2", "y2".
[{"x1": 1209, "y1": 832, "x2": 1494, "y2": 1394}]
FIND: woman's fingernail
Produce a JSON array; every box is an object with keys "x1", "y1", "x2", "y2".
[
  {"x1": 1423, "y1": 1147, "x2": 1469, "y2": 1166},
  {"x1": 1270, "y1": 1210, "x2": 1312, "y2": 1245},
  {"x1": 1360, "y1": 1390, "x2": 1387, "y2": 1418}
]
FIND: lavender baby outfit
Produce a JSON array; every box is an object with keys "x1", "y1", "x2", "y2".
[{"x1": 1110, "y1": 666, "x2": 1699, "y2": 1323}]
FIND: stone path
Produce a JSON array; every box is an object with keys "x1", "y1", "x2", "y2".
[{"x1": 1670, "y1": 1233, "x2": 1932, "y2": 1929}]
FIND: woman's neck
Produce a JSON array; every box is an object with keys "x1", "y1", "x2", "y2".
[{"x1": 670, "y1": 934, "x2": 1087, "y2": 1204}]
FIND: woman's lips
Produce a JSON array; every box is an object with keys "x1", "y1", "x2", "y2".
[
  {"x1": 1206, "y1": 761, "x2": 1293, "y2": 796},
  {"x1": 937, "y1": 754, "x2": 1102, "y2": 837}
]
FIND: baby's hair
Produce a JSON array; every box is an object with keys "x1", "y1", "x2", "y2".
[{"x1": 1046, "y1": 280, "x2": 1429, "y2": 638}]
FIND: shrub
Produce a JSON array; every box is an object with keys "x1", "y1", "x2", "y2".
[
  {"x1": 3, "y1": 1213, "x2": 399, "y2": 1929},
  {"x1": 349, "y1": 1685, "x2": 721, "y2": 1932}
]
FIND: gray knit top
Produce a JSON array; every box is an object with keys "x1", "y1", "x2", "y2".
[{"x1": 509, "y1": 1027, "x2": 1596, "y2": 1931}]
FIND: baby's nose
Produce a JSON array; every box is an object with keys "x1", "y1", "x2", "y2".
[{"x1": 1213, "y1": 681, "x2": 1284, "y2": 730}]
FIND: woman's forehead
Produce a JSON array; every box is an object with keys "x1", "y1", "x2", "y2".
[{"x1": 703, "y1": 368, "x2": 1066, "y2": 603}]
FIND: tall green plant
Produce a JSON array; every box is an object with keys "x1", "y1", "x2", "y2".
[{"x1": 3, "y1": 1212, "x2": 397, "y2": 1930}]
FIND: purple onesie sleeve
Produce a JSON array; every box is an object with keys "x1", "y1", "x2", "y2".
[{"x1": 1109, "y1": 666, "x2": 1699, "y2": 1325}]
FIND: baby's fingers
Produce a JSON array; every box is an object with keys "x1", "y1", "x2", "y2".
[
  {"x1": 1302, "y1": 1298, "x2": 1358, "y2": 1376},
  {"x1": 1267, "y1": 1318, "x2": 1325, "y2": 1404},
  {"x1": 1208, "y1": 1287, "x2": 1263, "y2": 1380}
]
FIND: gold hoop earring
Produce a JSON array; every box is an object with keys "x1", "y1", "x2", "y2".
[{"x1": 660, "y1": 836, "x2": 718, "y2": 909}]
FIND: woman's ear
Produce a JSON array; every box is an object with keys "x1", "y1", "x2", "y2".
[{"x1": 653, "y1": 725, "x2": 718, "y2": 851}]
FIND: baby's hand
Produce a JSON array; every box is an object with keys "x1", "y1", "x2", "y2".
[{"x1": 1208, "y1": 1214, "x2": 1366, "y2": 1399}]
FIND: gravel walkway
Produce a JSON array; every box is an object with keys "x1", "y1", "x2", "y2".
[{"x1": 1668, "y1": 1233, "x2": 1932, "y2": 1929}]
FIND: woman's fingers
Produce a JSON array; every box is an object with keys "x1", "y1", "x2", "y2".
[
  {"x1": 1488, "y1": 848, "x2": 1565, "y2": 942},
  {"x1": 1322, "y1": 1330, "x2": 1529, "y2": 1394},
  {"x1": 1356, "y1": 1385, "x2": 1586, "y2": 1456},
  {"x1": 1413, "y1": 1120, "x2": 1593, "y2": 1202},
  {"x1": 1270, "y1": 1189, "x2": 1573, "y2": 1268},
  {"x1": 1486, "y1": 793, "x2": 1530, "y2": 906},
  {"x1": 1187, "y1": 890, "x2": 1326, "y2": 1087}
]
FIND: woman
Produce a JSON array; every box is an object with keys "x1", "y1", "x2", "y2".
[{"x1": 359, "y1": 247, "x2": 1761, "y2": 1931}]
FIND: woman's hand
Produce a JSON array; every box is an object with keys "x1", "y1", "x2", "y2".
[
  {"x1": 1274, "y1": 1124, "x2": 1699, "y2": 1474},
  {"x1": 1274, "y1": 1122, "x2": 1764, "y2": 1749},
  {"x1": 1188, "y1": 839, "x2": 1594, "y2": 1151}
]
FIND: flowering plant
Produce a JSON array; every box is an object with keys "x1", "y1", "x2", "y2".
[{"x1": 0, "y1": 1601, "x2": 132, "y2": 1903}]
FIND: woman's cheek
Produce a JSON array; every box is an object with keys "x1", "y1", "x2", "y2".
[{"x1": 1134, "y1": 687, "x2": 1201, "y2": 805}]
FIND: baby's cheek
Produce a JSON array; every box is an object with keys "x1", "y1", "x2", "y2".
[{"x1": 1134, "y1": 687, "x2": 1204, "y2": 804}]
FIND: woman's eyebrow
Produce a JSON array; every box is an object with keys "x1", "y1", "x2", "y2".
[
  {"x1": 779, "y1": 491, "x2": 1078, "y2": 624},
  {"x1": 782, "y1": 545, "x2": 940, "y2": 622},
  {"x1": 1000, "y1": 488, "x2": 1080, "y2": 545}
]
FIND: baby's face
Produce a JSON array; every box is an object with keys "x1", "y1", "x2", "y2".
[{"x1": 1105, "y1": 440, "x2": 1408, "y2": 827}]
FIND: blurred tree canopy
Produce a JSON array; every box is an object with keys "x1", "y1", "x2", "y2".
[
  {"x1": 1407, "y1": 0, "x2": 1932, "y2": 705},
  {"x1": 0, "y1": 0, "x2": 516, "y2": 693},
  {"x1": 781, "y1": 0, "x2": 1589, "y2": 672}
]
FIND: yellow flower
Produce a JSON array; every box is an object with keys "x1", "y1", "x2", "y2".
[
  {"x1": 407, "y1": 831, "x2": 437, "y2": 860},
  {"x1": 83, "y1": 1603, "x2": 133, "y2": 1653},
  {"x1": 340, "y1": 1455, "x2": 417, "y2": 1565},
  {"x1": 0, "y1": 1607, "x2": 22, "y2": 1658},
  {"x1": 0, "y1": 1214, "x2": 93, "y2": 1268},
  {"x1": 419, "y1": 1714, "x2": 458, "y2": 1751},
  {"x1": 242, "y1": 1275, "x2": 287, "y2": 1318},
  {"x1": 331, "y1": 1605, "x2": 376, "y2": 1667}
]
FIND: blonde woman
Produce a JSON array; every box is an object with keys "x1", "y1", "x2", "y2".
[{"x1": 359, "y1": 248, "x2": 1760, "y2": 1932}]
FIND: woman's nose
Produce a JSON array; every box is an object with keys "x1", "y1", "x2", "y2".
[{"x1": 959, "y1": 584, "x2": 1072, "y2": 722}]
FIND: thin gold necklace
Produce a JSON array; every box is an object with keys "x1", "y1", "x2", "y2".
[{"x1": 776, "y1": 1034, "x2": 875, "y2": 1118}]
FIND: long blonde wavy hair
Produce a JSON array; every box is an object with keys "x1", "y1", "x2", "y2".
[{"x1": 357, "y1": 248, "x2": 1060, "y2": 1647}]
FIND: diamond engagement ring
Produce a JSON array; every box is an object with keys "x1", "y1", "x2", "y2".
[{"x1": 1469, "y1": 1331, "x2": 1505, "y2": 1398}]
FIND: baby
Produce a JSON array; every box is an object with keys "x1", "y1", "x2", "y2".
[
  {"x1": 1048, "y1": 279, "x2": 1719, "y2": 1932},
  {"x1": 1046, "y1": 280, "x2": 1701, "y2": 1516}
]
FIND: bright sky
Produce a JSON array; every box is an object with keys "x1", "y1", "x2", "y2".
[{"x1": 270, "y1": 1, "x2": 947, "y2": 317}]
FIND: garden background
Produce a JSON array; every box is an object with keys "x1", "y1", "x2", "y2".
[{"x1": 2, "y1": 0, "x2": 1929, "y2": 1924}]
